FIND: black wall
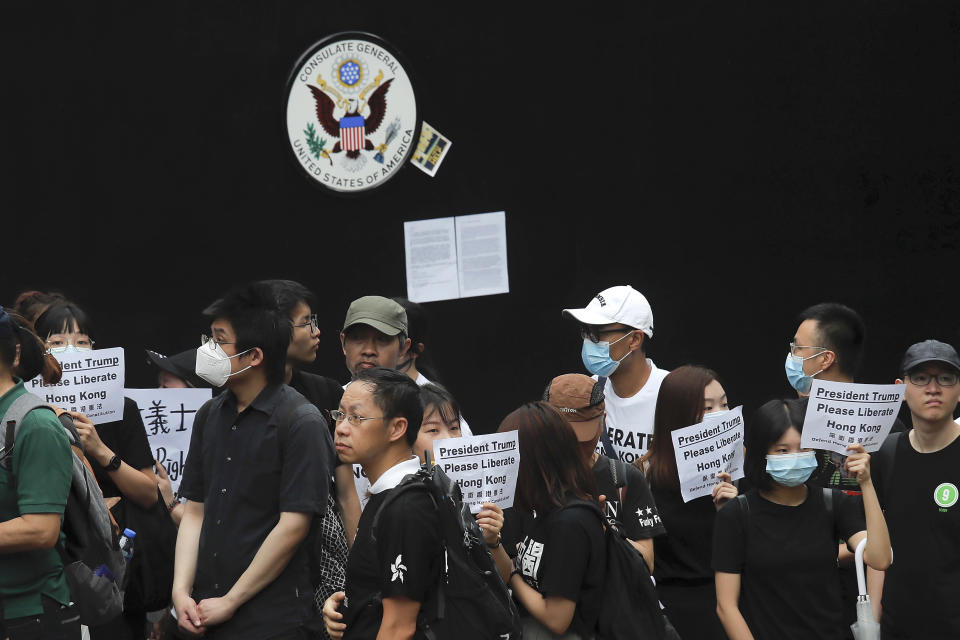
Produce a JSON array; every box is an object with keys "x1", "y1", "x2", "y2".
[{"x1": 5, "y1": 2, "x2": 960, "y2": 432}]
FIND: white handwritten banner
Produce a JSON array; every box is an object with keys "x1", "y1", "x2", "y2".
[
  {"x1": 672, "y1": 407, "x2": 745, "y2": 503},
  {"x1": 434, "y1": 431, "x2": 520, "y2": 513},
  {"x1": 26, "y1": 347, "x2": 125, "y2": 424},
  {"x1": 801, "y1": 381, "x2": 904, "y2": 455},
  {"x1": 125, "y1": 388, "x2": 212, "y2": 493}
]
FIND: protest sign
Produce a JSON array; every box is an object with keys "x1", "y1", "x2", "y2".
[
  {"x1": 801, "y1": 380, "x2": 905, "y2": 455},
  {"x1": 26, "y1": 347, "x2": 125, "y2": 424},
  {"x1": 671, "y1": 406, "x2": 745, "y2": 503},
  {"x1": 434, "y1": 431, "x2": 520, "y2": 513},
  {"x1": 126, "y1": 388, "x2": 212, "y2": 493}
]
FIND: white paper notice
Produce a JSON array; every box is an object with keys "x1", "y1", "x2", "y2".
[
  {"x1": 801, "y1": 381, "x2": 905, "y2": 454},
  {"x1": 404, "y1": 211, "x2": 509, "y2": 302},
  {"x1": 125, "y1": 388, "x2": 212, "y2": 493},
  {"x1": 456, "y1": 211, "x2": 509, "y2": 298},
  {"x1": 434, "y1": 431, "x2": 520, "y2": 513},
  {"x1": 671, "y1": 407, "x2": 745, "y2": 503},
  {"x1": 26, "y1": 347, "x2": 125, "y2": 424},
  {"x1": 404, "y1": 217, "x2": 460, "y2": 303}
]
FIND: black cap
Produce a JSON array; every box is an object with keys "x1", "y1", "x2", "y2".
[
  {"x1": 900, "y1": 340, "x2": 960, "y2": 374},
  {"x1": 146, "y1": 348, "x2": 210, "y2": 388}
]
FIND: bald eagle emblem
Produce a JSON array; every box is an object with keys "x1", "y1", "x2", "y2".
[{"x1": 308, "y1": 68, "x2": 393, "y2": 173}]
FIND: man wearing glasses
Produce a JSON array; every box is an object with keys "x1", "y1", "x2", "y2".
[
  {"x1": 173, "y1": 282, "x2": 330, "y2": 639},
  {"x1": 322, "y1": 367, "x2": 439, "y2": 640},
  {"x1": 868, "y1": 340, "x2": 960, "y2": 640},
  {"x1": 562, "y1": 285, "x2": 668, "y2": 464}
]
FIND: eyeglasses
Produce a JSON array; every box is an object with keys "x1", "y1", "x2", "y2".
[
  {"x1": 580, "y1": 325, "x2": 634, "y2": 344},
  {"x1": 789, "y1": 342, "x2": 828, "y2": 357},
  {"x1": 293, "y1": 314, "x2": 319, "y2": 333},
  {"x1": 906, "y1": 371, "x2": 959, "y2": 387},
  {"x1": 330, "y1": 410, "x2": 384, "y2": 426},
  {"x1": 201, "y1": 334, "x2": 235, "y2": 350},
  {"x1": 45, "y1": 335, "x2": 95, "y2": 352}
]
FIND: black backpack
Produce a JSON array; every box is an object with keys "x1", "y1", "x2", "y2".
[
  {"x1": 1, "y1": 392, "x2": 125, "y2": 626},
  {"x1": 563, "y1": 498, "x2": 668, "y2": 640},
  {"x1": 370, "y1": 459, "x2": 522, "y2": 640}
]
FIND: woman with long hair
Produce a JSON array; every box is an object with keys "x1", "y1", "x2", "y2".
[
  {"x1": 34, "y1": 301, "x2": 160, "y2": 640},
  {"x1": 635, "y1": 365, "x2": 738, "y2": 640},
  {"x1": 712, "y1": 398, "x2": 891, "y2": 640},
  {"x1": 494, "y1": 402, "x2": 605, "y2": 639}
]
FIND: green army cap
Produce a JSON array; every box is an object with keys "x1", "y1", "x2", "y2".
[{"x1": 342, "y1": 296, "x2": 408, "y2": 336}]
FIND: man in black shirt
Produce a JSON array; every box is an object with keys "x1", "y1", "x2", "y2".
[
  {"x1": 871, "y1": 340, "x2": 960, "y2": 640},
  {"x1": 322, "y1": 368, "x2": 440, "y2": 640},
  {"x1": 173, "y1": 282, "x2": 331, "y2": 639},
  {"x1": 543, "y1": 373, "x2": 665, "y2": 570}
]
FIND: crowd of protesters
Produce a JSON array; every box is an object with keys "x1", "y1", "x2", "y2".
[{"x1": 1, "y1": 282, "x2": 957, "y2": 640}]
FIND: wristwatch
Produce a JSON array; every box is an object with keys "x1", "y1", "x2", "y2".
[
  {"x1": 486, "y1": 534, "x2": 502, "y2": 549},
  {"x1": 104, "y1": 454, "x2": 122, "y2": 472},
  {"x1": 167, "y1": 498, "x2": 180, "y2": 512}
]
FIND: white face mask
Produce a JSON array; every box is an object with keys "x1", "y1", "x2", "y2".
[{"x1": 195, "y1": 342, "x2": 253, "y2": 387}]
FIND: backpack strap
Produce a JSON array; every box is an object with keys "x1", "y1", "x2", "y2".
[
  {"x1": 369, "y1": 472, "x2": 435, "y2": 543},
  {"x1": 608, "y1": 457, "x2": 628, "y2": 505},
  {"x1": 1, "y1": 393, "x2": 57, "y2": 472},
  {"x1": 596, "y1": 377, "x2": 618, "y2": 459}
]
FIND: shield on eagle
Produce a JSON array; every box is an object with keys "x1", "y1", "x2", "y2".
[{"x1": 339, "y1": 115, "x2": 366, "y2": 152}]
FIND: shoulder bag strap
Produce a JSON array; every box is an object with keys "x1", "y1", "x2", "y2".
[
  {"x1": 878, "y1": 431, "x2": 902, "y2": 505},
  {"x1": 1, "y1": 393, "x2": 55, "y2": 472}
]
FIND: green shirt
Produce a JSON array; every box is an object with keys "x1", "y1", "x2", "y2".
[{"x1": 0, "y1": 380, "x2": 73, "y2": 620}]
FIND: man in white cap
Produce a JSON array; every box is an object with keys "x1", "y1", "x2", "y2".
[{"x1": 563, "y1": 285, "x2": 669, "y2": 464}]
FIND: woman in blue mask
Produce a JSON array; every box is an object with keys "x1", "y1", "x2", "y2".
[{"x1": 712, "y1": 398, "x2": 891, "y2": 640}]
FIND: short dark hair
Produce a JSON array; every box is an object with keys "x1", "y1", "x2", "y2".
[
  {"x1": 13, "y1": 290, "x2": 67, "y2": 325},
  {"x1": 259, "y1": 279, "x2": 317, "y2": 318},
  {"x1": 498, "y1": 402, "x2": 597, "y2": 514},
  {"x1": 34, "y1": 302, "x2": 94, "y2": 340},
  {"x1": 798, "y1": 303, "x2": 866, "y2": 379},
  {"x1": 744, "y1": 398, "x2": 808, "y2": 491},
  {"x1": 420, "y1": 382, "x2": 461, "y2": 427},
  {"x1": 202, "y1": 282, "x2": 292, "y2": 385},
  {"x1": 355, "y1": 367, "x2": 423, "y2": 446}
]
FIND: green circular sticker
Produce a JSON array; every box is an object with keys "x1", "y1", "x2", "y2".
[{"x1": 934, "y1": 483, "x2": 958, "y2": 508}]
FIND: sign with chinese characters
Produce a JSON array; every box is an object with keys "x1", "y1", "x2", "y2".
[
  {"x1": 125, "y1": 388, "x2": 212, "y2": 493},
  {"x1": 672, "y1": 407, "x2": 745, "y2": 503},
  {"x1": 26, "y1": 347, "x2": 125, "y2": 424},
  {"x1": 433, "y1": 431, "x2": 520, "y2": 513},
  {"x1": 801, "y1": 381, "x2": 905, "y2": 455}
]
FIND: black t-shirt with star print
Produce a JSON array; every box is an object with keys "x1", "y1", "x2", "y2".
[
  {"x1": 342, "y1": 487, "x2": 440, "y2": 640},
  {"x1": 592, "y1": 454, "x2": 665, "y2": 541}
]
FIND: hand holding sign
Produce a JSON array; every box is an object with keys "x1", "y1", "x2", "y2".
[
  {"x1": 433, "y1": 431, "x2": 520, "y2": 513},
  {"x1": 671, "y1": 406, "x2": 746, "y2": 503},
  {"x1": 801, "y1": 381, "x2": 905, "y2": 455},
  {"x1": 843, "y1": 443, "x2": 873, "y2": 485}
]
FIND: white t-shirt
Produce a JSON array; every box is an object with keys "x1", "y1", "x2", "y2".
[
  {"x1": 416, "y1": 372, "x2": 473, "y2": 437},
  {"x1": 594, "y1": 358, "x2": 670, "y2": 464}
]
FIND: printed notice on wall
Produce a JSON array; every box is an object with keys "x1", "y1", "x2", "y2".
[
  {"x1": 26, "y1": 347, "x2": 125, "y2": 424},
  {"x1": 672, "y1": 407, "x2": 745, "y2": 503},
  {"x1": 434, "y1": 431, "x2": 520, "y2": 513},
  {"x1": 126, "y1": 388, "x2": 212, "y2": 493},
  {"x1": 404, "y1": 211, "x2": 509, "y2": 303},
  {"x1": 801, "y1": 381, "x2": 905, "y2": 455}
]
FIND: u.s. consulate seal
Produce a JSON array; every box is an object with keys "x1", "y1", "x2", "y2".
[{"x1": 285, "y1": 32, "x2": 420, "y2": 194}]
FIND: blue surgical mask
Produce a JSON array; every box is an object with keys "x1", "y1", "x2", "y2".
[
  {"x1": 784, "y1": 352, "x2": 824, "y2": 394},
  {"x1": 765, "y1": 451, "x2": 818, "y2": 487},
  {"x1": 581, "y1": 331, "x2": 635, "y2": 377}
]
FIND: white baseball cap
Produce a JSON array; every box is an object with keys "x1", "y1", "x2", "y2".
[{"x1": 562, "y1": 285, "x2": 654, "y2": 338}]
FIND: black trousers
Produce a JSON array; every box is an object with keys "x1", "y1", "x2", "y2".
[{"x1": 3, "y1": 596, "x2": 80, "y2": 640}]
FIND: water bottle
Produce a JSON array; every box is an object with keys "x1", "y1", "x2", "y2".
[{"x1": 118, "y1": 528, "x2": 136, "y2": 562}]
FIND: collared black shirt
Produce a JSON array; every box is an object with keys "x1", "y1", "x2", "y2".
[{"x1": 180, "y1": 383, "x2": 331, "y2": 639}]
